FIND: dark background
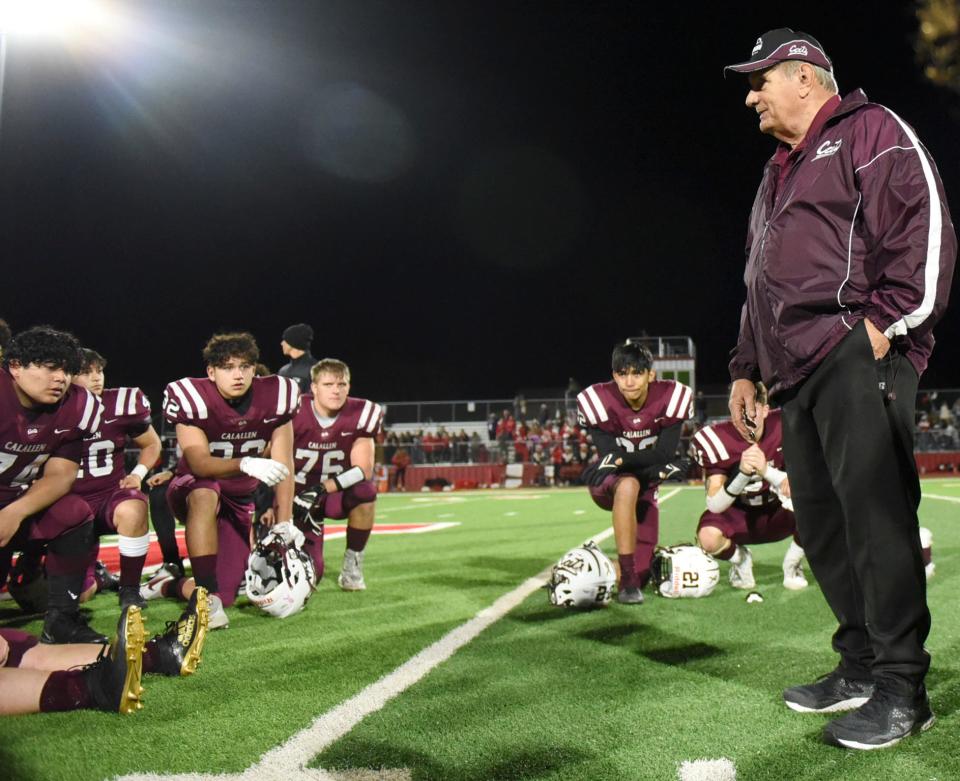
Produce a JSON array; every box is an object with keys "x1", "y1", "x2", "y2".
[{"x1": 1, "y1": 1, "x2": 957, "y2": 404}]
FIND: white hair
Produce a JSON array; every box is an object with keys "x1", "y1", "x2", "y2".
[{"x1": 779, "y1": 59, "x2": 839, "y2": 94}]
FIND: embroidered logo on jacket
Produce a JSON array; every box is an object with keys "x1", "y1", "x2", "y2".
[{"x1": 813, "y1": 139, "x2": 842, "y2": 161}]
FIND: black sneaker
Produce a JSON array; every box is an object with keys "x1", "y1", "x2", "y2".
[
  {"x1": 617, "y1": 586, "x2": 644, "y2": 605},
  {"x1": 84, "y1": 605, "x2": 146, "y2": 714},
  {"x1": 823, "y1": 686, "x2": 935, "y2": 750},
  {"x1": 118, "y1": 585, "x2": 147, "y2": 610},
  {"x1": 94, "y1": 560, "x2": 120, "y2": 592},
  {"x1": 40, "y1": 608, "x2": 109, "y2": 644},
  {"x1": 8, "y1": 554, "x2": 48, "y2": 613},
  {"x1": 144, "y1": 586, "x2": 210, "y2": 676},
  {"x1": 783, "y1": 669, "x2": 875, "y2": 713}
]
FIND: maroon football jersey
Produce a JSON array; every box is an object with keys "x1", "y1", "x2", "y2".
[
  {"x1": 576, "y1": 379, "x2": 693, "y2": 452},
  {"x1": 292, "y1": 395, "x2": 383, "y2": 487},
  {"x1": 163, "y1": 375, "x2": 300, "y2": 497},
  {"x1": 74, "y1": 387, "x2": 152, "y2": 498},
  {"x1": 691, "y1": 409, "x2": 785, "y2": 508},
  {"x1": 0, "y1": 369, "x2": 104, "y2": 507}
]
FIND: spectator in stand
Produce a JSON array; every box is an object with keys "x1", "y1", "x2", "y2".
[
  {"x1": 514, "y1": 420, "x2": 529, "y2": 462},
  {"x1": 422, "y1": 430, "x2": 437, "y2": 464},
  {"x1": 277, "y1": 323, "x2": 316, "y2": 394},
  {"x1": 487, "y1": 413, "x2": 497, "y2": 443},
  {"x1": 550, "y1": 443, "x2": 564, "y2": 483},
  {"x1": 436, "y1": 426, "x2": 451, "y2": 462},
  {"x1": 454, "y1": 430, "x2": 469, "y2": 462},
  {"x1": 496, "y1": 409, "x2": 516, "y2": 461},
  {"x1": 940, "y1": 420, "x2": 958, "y2": 450},
  {"x1": 469, "y1": 432, "x2": 483, "y2": 463},
  {"x1": 391, "y1": 447, "x2": 411, "y2": 492},
  {"x1": 537, "y1": 403, "x2": 550, "y2": 427},
  {"x1": 513, "y1": 393, "x2": 527, "y2": 421}
]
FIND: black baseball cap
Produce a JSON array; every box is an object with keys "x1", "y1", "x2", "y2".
[{"x1": 724, "y1": 28, "x2": 833, "y2": 75}]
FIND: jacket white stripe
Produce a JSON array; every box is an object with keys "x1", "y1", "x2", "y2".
[
  {"x1": 366, "y1": 403, "x2": 382, "y2": 433},
  {"x1": 576, "y1": 391, "x2": 597, "y2": 426},
  {"x1": 358, "y1": 400, "x2": 373, "y2": 429},
  {"x1": 585, "y1": 386, "x2": 608, "y2": 423},
  {"x1": 694, "y1": 430, "x2": 718, "y2": 465},
  {"x1": 877, "y1": 109, "x2": 942, "y2": 337},
  {"x1": 169, "y1": 382, "x2": 195, "y2": 419},
  {"x1": 702, "y1": 426, "x2": 730, "y2": 463}
]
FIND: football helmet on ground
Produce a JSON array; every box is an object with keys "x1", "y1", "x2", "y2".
[
  {"x1": 547, "y1": 541, "x2": 616, "y2": 608},
  {"x1": 651, "y1": 544, "x2": 720, "y2": 599},
  {"x1": 245, "y1": 522, "x2": 317, "y2": 618}
]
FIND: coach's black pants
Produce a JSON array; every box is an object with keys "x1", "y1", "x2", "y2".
[{"x1": 779, "y1": 321, "x2": 930, "y2": 695}]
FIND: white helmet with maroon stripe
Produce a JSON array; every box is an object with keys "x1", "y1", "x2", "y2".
[
  {"x1": 245, "y1": 523, "x2": 317, "y2": 618},
  {"x1": 547, "y1": 541, "x2": 616, "y2": 608}
]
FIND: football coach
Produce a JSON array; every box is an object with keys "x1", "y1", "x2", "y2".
[{"x1": 724, "y1": 28, "x2": 956, "y2": 749}]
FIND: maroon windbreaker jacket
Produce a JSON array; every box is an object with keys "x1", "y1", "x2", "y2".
[{"x1": 729, "y1": 89, "x2": 957, "y2": 396}]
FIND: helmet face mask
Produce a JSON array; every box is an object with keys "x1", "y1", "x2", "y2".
[
  {"x1": 245, "y1": 525, "x2": 317, "y2": 618},
  {"x1": 651, "y1": 544, "x2": 720, "y2": 599},
  {"x1": 548, "y1": 541, "x2": 616, "y2": 609}
]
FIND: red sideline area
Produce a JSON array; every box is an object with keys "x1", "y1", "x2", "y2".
[
  {"x1": 396, "y1": 463, "x2": 542, "y2": 491},
  {"x1": 915, "y1": 451, "x2": 960, "y2": 474}
]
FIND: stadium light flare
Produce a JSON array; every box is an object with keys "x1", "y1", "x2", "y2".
[{"x1": 0, "y1": 0, "x2": 126, "y2": 40}]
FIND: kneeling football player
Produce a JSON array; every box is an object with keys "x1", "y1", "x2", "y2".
[
  {"x1": 71, "y1": 349, "x2": 162, "y2": 610},
  {"x1": 0, "y1": 327, "x2": 105, "y2": 644},
  {"x1": 691, "y1": 382, "x2": 806, "y2": 591},
  {"x1": 145, "y1": 333, "x2": 299, "y2": 629},
  {"x1": 578, "y1": 341, "x2": 693, "y2": 605},
  {"x1": 287, "y1": 359, "x2": 382, "y2": 590}
]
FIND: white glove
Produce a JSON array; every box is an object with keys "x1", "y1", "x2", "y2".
[
  {"x1": 239, "y1": 456, "x2": 289, "y2": 487},
  {"x1": 271, "y1": 521, "x2": 306, "y2": 548}
]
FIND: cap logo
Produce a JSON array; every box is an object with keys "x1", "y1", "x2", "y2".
[
  {"x1": 751, "y1": 37, "x2": 763, "y2": 56},
  {"x1": 788, "y1": 44, "x2": 809, "y2": 56}
]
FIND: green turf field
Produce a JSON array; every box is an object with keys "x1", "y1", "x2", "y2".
[{"x1": 2, "y1": 482, "x2": 957, "y2": 781}]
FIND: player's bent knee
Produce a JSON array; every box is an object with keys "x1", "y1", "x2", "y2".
[
  {"x1": 613, "y1": 475, "x2": 641, "y2": 499},
  {"x1": 113, "y1": 501, "x2": 149, "y2": 536},
  {"x1": 697, "y1": 526, "x2": 727, "y2": 556},
  {"x1": 185, "y1": 488, "x2": 219, "y2": 513}
]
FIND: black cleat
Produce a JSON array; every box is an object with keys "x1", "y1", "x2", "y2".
[
  {"x1": 40, "y1": 608, "x2": 109, "y2": 645},
  {"x1": 823, "y1": 686, "x2": 935, "y2": 750},
  {"x1": 617, "y1": 586, "x2": 644, "y2": 605},
  {"x1": 783, "y1": 668, "x2": 875, "y2": 713},
  {"x1": 94, "y1": 560, "x2": 120, "y2": 593},
  {"x1": 144, "y1": 586, "x2": 210, "y2": 676},
  {"x1": 119, "y1": 584, "x2": 147, "y2": 610},
  {"x1": 84, "y1": 605, "x2": 146, "y2": 714},
  {"x1": 8, "y1": 554, "x2": 48, "y2": 613}
]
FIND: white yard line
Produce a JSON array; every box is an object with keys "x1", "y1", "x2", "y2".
[
  {"x1": 923, "y1": 492, "x2": 960, "y2": 504},
  {"x1": 115, "y1": 489, "x2": 681, "y2": 781}
]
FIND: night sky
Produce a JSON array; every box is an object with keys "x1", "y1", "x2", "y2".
[{"x1": 2, "y1": 1, "x2": 958, "y2": 405}]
